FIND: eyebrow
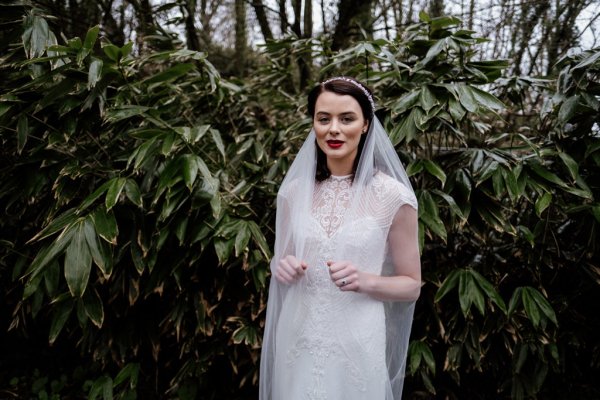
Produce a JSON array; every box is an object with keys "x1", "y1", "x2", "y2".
[{"x1": 315, "y1": 111, "x2": 358, "y2": 116}]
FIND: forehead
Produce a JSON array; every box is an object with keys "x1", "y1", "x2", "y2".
[{"x1": 315, "y1": 91, "x2": 363, "y2": 115}]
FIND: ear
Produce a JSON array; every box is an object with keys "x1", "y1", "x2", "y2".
[{"x1": 362, "y1": 120, "x2": 369, "y2": 134}]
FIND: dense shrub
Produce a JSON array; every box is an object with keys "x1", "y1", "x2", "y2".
[{"x1": 1, "y1": 5, "x2": 599, "y2": 399}]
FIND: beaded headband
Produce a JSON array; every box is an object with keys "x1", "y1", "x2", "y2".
[{"x1": 322, "y1": 76, "x2": 376, "y2": 113}]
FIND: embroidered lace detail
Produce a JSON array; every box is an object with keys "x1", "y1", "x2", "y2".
[{"x1": 312, "y1": 175, "x2": 352, "y2": 238}]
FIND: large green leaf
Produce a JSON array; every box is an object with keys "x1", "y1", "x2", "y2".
[
  {"x1": 64, "y1": 221, "x2": 92, "y2": 297},
  {"x1": 92, "y1": 208, "x2": 118, "y2": 244},
  {"x1": 48, "y1": 299, "x2": 73, "y2": 344}
]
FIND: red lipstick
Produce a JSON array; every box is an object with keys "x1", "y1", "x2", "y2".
[{"x1": 327, "y1": 140, "x2": 344, "y2": 149}]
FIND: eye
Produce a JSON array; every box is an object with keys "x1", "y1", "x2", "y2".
[
  {"x1": 341, "y1": 116, "x2": 355, "y2": 124},
  {"x1": 317, "y1": 117, "x2": 330, "y2": 124}
]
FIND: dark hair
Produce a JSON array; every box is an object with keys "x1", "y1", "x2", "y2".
[{"x1": 307, "y1": 77, "x2": 374, "y2": 181}]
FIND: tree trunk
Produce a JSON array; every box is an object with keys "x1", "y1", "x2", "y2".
[
  {"x1": 251, "y1": 0, "x2": 273, "y2": 41},
  {"x1": 321, "y1": 0, "x2": 328, "y2": 34},
  {"x1": 234, "y1": 0, "x2": 247, "y2": 76},
  {"x1": 278, "y1": 0, "x2": 289, "y2": 34},
  {"x1": 299, "y1": 0, "x2": 313, "y2": 87},
  {"x1": 429, "y1": 0, "x2": 444, "y2": 18},
  {"x1": 331, "y1": 0, "x2": 374, "y2": 51},
  {"x1": 468, "y1": 0, "x2": 475, "y2": 31},
  {"x1": 292, "y1": 0, "x2": 302, "y2": 36},
  {"x1": 182, "y1": 0, "x2": 201, "y2": 51}
]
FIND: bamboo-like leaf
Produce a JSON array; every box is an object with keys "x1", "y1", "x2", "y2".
[
  {"x1": 591, "y1": 205, "x2": 600, "y2": 223},
  {"x1": 214, "y1": 238, "x2": 234, "y2": 265},
  {"x1": 432, "y1": 190, "x2": 465, "y2": 221},
  {"x1": 182, "y1": 154, "x2": 199, "y2": 190},
  {"x1": 458, "y1": 271, "x2": 471, "y2": 315},
  {"x1": 558, "y1": 152, "x2": 579, "y2": 181},
  {"x1": 82, "y1": 287, "x2": 104, "y2": 328},
  {"x1": 145, "y1": 63, "x2": 195, "y2": 84},
  {"x1": 64, "y1": 221, "x2": 92, "y2": 297},
  {"x1": 106, "y1": 105, "x2": 150, "y2": 122},
  {"x1": 455, "y1": 84, "x2": 478, "y2": 112},
  {"x1": 17, "y1": 115, "x2": 28, "y2": 154},
  {"x1": 529, "y1": 162, "x2": 568, "y2": 187},
  {"x1": 78, "y1": 181, "x2": 112, "y2": 212},
  {"x1": 80, "y1": 25, "x2": 99, "y2": 55},
  {"x1": 572, "y1": 49, "x2": 600, "y2": 70},
  {"x1": 124, "y1": 179, "x2": 143, "y2": 208},
  {"x1": 421, "y1": 212, "x2": 447, "y2": 242},
  {"x1": 508, "y1": 287, "x2": 523, "y2": 316},
  {"x1": 408, "y1": 341, "x2": 423, "y2": 375},
  {"x1": 392, "y1": 90, "x2": 420, "y2": 114},
  {"x1": 522, "y1": 287, "x2": 541, "y2": 328},
  {"x1": 528, "y1": 287, "x2": 557, "y2": 325},
  {"x1": 48, "y1": 300, "x2": 73, "y2": 344},
  {"x1": 29, "y1": 208, "x2": 78, "y2": 243},
  {"x1": 448, "y1": 97, "x2": 466, "y2": 121},
  {"x1": 476, "y1": 160, "x2": 499, "y2": 183},
  {"x1": 391, "y1": 108, "x2": 418, "y2": 145},
  {"x1": 83, "y1": 217, "x2": 111, "y2": 276},
  {"x1": 419, "y1": 86, "x2": 438, "y2": 112},
  {"x1": 44, "y1": 260, "x2": 60, "y2": 297},
  {"x1": 502, "y1": 167, "x2": 519, "y2": 201},
  {"x1": 406, "y1": 160, "x2": 423, "y2": 177},
  {"x1": 235, "y1": 222, "x2": 252, "y2": 257},
  {"x1": 103, "y1": 44, "x2": 120, "y2": 61},
  {"x1": 105, "y1": 177, "x2": 127, "y2": 211},
  {"x1": 24, "y1": 224, "x2": 77, "y2": 282},
  {"x1": 210, "y1": 193, "x2": 222, "y2": 219},
  {"x1": 470, "y1": 269, "x2": 507, "y2": 313},
  {"x1": 88, "y1": 376, "x2": 113, "y2": 400},
  {"x1": 190, "y1": 124, "x2": 211, "y2": 143},
  {"x1": 470, "y1": 86, "x2": 505, "y2": 111},
  {"x1": 467, "y1": 276, "x2": 485, "y2": 315},
  {"x1": 423, "y1": 159, "x2": 447, "y2": 186},
  {"x1": 113, "y1": 363, "x2": 140, "y2": 388},
  {"x1": 87, "y1": 58, "x2": 102, "y2": 89},
  {"x1": 248, "y1": 220, "x2": 271, "y2": 259},
  {"x1": 23, "y1": 272, "x2": 44, "y2": 301},
  {"x1": 517, "y1": 225, "x2": 535, "y2": 247},
  {"x1": 210, "y1": 128, "x2": 226, "y2": 158},
  {"x1": 535, "y1": 192, "x2": 552, "y2": 217},
  {"x1": 92, "y1": 208, "x2": 118, "y2": 244},
  {"x1": 434, "y1": 269, "x2": 460, "y2": 302},
  {"x1": 22, "y1": 15, "x2": 50, "y2": 58},
  {"x1": 557, "y1": 95, "x2": 579, "y2": 123}
]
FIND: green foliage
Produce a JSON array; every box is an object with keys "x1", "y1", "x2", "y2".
[
  {"x1": 1, "y1": 5, "x2": 279, "y2": 398},
  {"x1": 1, "y1": 5, "x2": 599, "y2": 400}
]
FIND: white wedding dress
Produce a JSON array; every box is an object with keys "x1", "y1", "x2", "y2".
[{"x1": 270, "y1": 173, "x2": 417, "y2": 400}]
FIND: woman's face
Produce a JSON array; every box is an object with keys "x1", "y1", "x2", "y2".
[{"x1": 313, "y1": 91, "x2": 368, "y2": 174}]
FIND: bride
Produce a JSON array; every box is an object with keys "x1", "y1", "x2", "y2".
[{"x1": 260, "y1": 77, "x2": 421, "y2": 399}]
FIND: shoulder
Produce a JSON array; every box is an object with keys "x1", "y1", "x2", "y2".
[{"x1": 372, "y1": 172, "x2": 418, "y2": 210}]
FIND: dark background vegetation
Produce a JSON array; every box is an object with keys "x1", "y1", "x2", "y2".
[{"x1": 1, "y1": 0, "x2": 599, "y2": 399}]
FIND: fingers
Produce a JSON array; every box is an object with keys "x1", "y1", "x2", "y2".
[
  {"x1": 275, "y1": 255, "x2": 307, "y2": 285},
  {"x1": 327, "y1": 261, "x2": 359, "y2": 291}
]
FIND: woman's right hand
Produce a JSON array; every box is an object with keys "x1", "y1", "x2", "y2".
[{"x1": 275, "y1": 255, "x2": 308, "y2": 284}]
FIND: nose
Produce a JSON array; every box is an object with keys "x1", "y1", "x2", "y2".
[{"x1": 329, "y1": 118, "x2": 340, "y2": 135}]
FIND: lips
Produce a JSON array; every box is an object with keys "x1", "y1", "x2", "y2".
[{"x1": 326, "y1": 140, "x2": 344, "y2": 149}]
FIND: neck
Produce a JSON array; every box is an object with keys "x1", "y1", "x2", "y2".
[{"x1": 327, "y1": 158, "x2": 354, "y2": 176}]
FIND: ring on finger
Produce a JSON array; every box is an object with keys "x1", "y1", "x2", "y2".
[{"x1": 341, "y1": 278, "x2": 347, "y2": 286}]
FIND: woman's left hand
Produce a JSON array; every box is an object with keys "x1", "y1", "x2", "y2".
[{"x1": 327, "y1": 260, "x2": 368, "y2": 292}]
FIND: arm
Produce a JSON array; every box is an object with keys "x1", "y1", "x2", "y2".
[{"x1": 328, "y1": 204, "x2": 421, "y2": 301}]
